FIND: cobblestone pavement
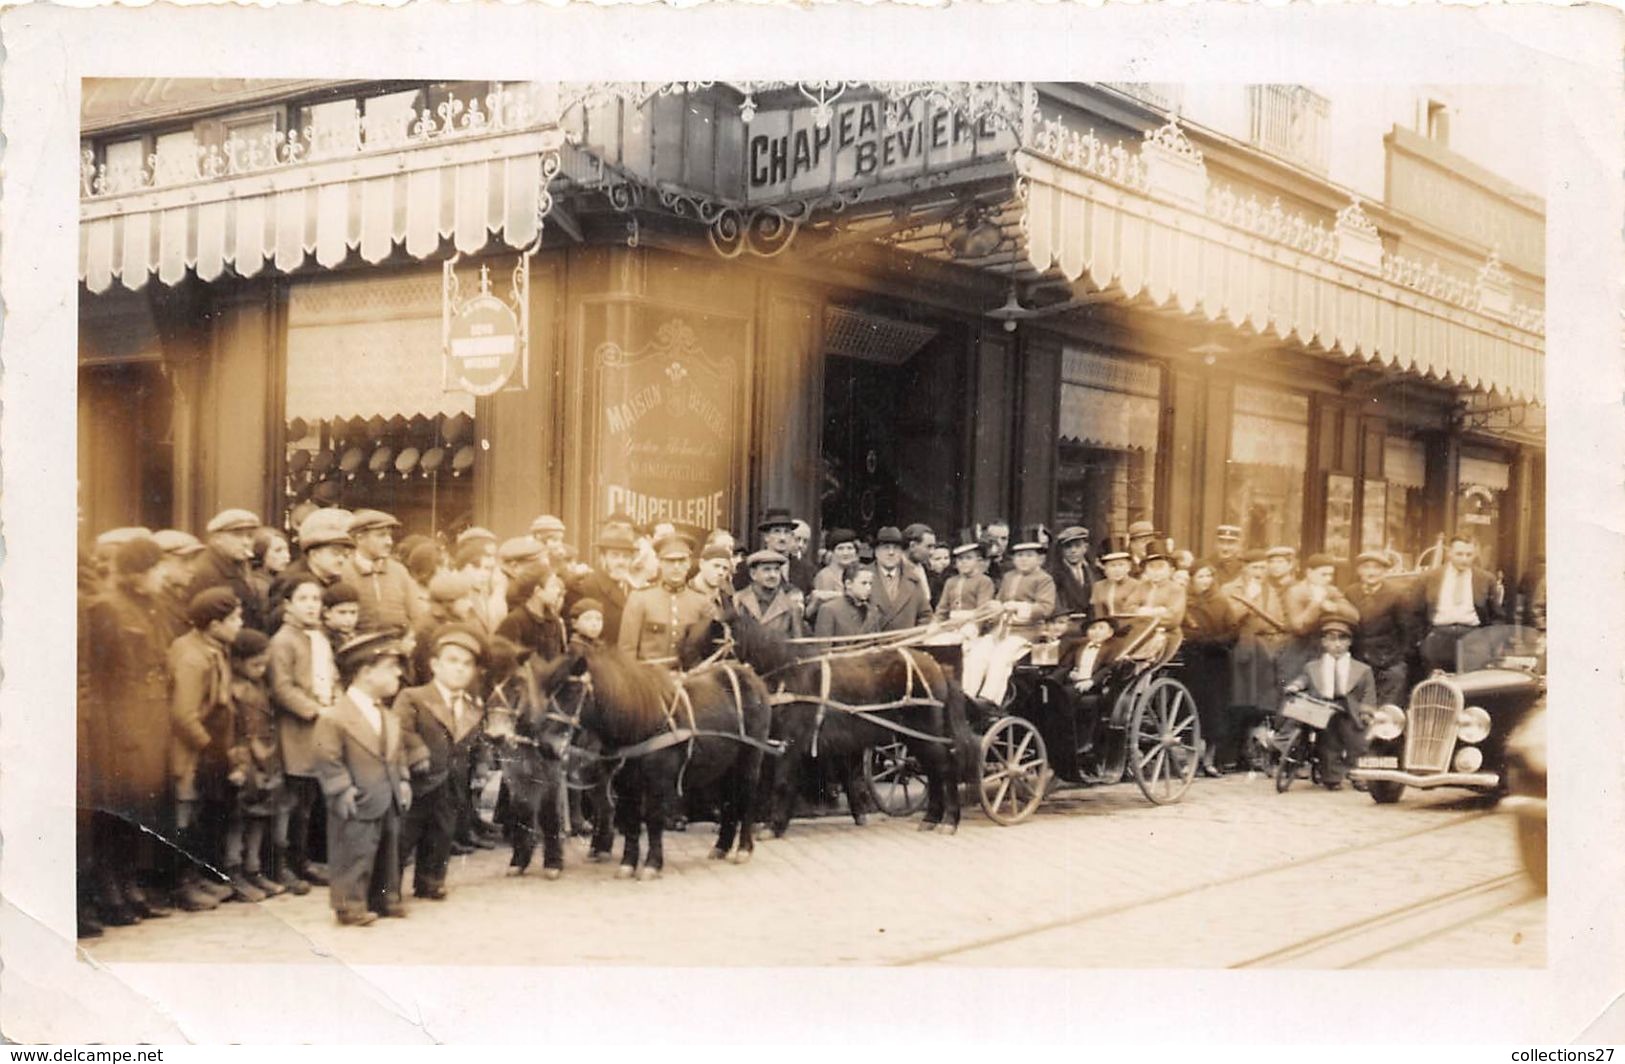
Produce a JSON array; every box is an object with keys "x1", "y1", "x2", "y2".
[{"x1": 82, "y1": 775, "x2": 1543, "y2": 969}]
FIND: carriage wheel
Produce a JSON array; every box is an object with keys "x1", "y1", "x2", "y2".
[
  {"x1": 978, "y1": 717, "x2": 1050, "y2": 826},
  {"x1": 864, "y1": 741, "x2": 929, "y2": 818},
  {"x1": 1128, "y1": 677, "x2": 1201, "y2": 805}
]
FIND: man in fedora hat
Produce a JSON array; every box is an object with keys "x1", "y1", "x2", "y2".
[
  {"x1": 935, "y1": 531, "x2": 996, "y2": 623},
  {"x1": 564, "y1": 524, "x2": 639, "y2": 646},
  {"x1": 188, "y1": 508, "x2": 267, "y2": 633},
  {"x1": 1283, "y1": 616, "x2": 1376, "y2": 789},
  {"x1": 749, "y1": 507, "x2": 814, "y2": 595},
  {"x1": 341, "y1": 510, "x2": 425, "y2": 635},
  {"x1": 1126, "y1": 520, "x2": 1158, "y2": 576},
  {"x1": 619, "y1": 533, "x2": 714, "y2": 664},
  {"x1": 962, "y1": 524, "x2": 1058, "y2": 706},
  {"x1": 869, "y1": 526, "x2": 932, "y2": 632},
  {"x1": 312, "y1": 631, "x2": 413, "y2": 926},
  {"x1": 1343, "y1": 549, "x2": 1418, "y2": 705},
  {"x1": 1212, "y1": 525, "x2": 1246, "y2": 584},
  {"x1": 1050, "y1": 526, "x2": 1095, "y2": 615},
  {"x1": 734, "y1": 549, "x2": 806, "y2": 640}
]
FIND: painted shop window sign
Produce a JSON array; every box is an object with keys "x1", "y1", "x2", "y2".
[{"x1": 594, "y1": 318, "x2": 738, "y2": 537}]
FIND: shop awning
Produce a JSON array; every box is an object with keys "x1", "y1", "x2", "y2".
[
  {"x1": 79, "y1": 128, "x2": 580, "y2": 293},
  {"x1": 1015, "y1": 127, "x2": 1545, "y2": 404}
]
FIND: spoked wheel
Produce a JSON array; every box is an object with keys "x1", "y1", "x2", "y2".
[
  {"x1": 1274, "y1": 723, "x2": 1309, "y2": 794},
  {"x1": 978, "y1": 717, "x2": 1050, "y2": 826},
  {"x1": 863, "y1": 741, "x2": 929, "y2": 818},
  {"x1": 1128, "y1": 677, "x2": 1201, "y2": 805}
]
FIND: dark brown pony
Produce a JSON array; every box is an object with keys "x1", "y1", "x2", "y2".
[
  {"x1": 685, "y1": 617, "x2": 973, "y2": 837},
  {"x1": 521, "y1": 644, "x2": 774, "y2": 880}
]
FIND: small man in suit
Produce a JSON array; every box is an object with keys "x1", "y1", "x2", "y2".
[
  {"x1": 312, "y1": 631, "x2": 413, "y2": 926},
  {"x1": 869, "y1": 527, "x2": 933, "y2": 632},
  {"x1": 1050, "y1": 526, "x2": 1095, "y2": 616},
  {"x1": 814, "y1": 563, "x2": 881, "y2": 638},
  {"x1": 396, "y1": 625, "x2": 485, "y2": 901},
  {"x1": 1283, "y1": 617, "x2": 1375, "y2": 789},
  {"x1": 1059, "y1": 609, "x2": 1126, "y2": 695},
  {"x1": 1420, "y1": 532, "x2": 1504, "y2": 673}
]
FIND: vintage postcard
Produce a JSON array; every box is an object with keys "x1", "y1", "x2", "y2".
[{"x1": 2, "y1": 0, "x2": 1621, "y2": 1047}]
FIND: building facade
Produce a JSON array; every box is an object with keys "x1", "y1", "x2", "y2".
[{"x1": 79, "y1": 79, "x2": 1545, "y2": 593}]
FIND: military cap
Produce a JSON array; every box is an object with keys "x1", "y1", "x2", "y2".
[
  {"x1": 154, "y1": 529, "x2": 205, "y2": 557},
  {"x1": 569, "y1": 598, "x2": 605, "y2": 621},
  {"x1": 1011, "y1": 524, "x2": 1050, "y2": 552},
  {"x1": 757, "y1": 507, "x2": 797, "y2": 532},
  {"x1": 431, "y1": 623, "x2": 485, "y2": 661},
  {"x1": 334, "y1": 630, "x2": 406, "y2": 673},
  {"x1": 456, "y1": 526, "x2": 497, "y2": 547},
  {"x1": 1319, "y1": 616, "x2": 1355, "y2": 637},
  {"x1": 1265, "y1": 546, "x2": 1297, "y2": 559},
  {"x1": 1304, "y1": 553, "x2": 1337, "y2": 571},
  {"x1": 499, "y1": 536, "x2": 546, "y2": 565},
  {"x1": 428, "y1": 571, "x2": 476, "y2": 604},
  {"x1": 901, "y1": 523, "x2": 935, "y2": 544},
  {"x1": 1055, "y1": 526, "x2": 1090, "y2": 547},
  {"x1": 747, "y1": 548, "x2": 787, "y2": 569},
  {"x1": 206, "y1": 508, "x2": 262, "y2": 534},
  {"x1": 951, "y1": 529, "x2": 985, "y2": 557},
  {"x1": 595, "y1": 526, "x2": 638, "y2": 552},
  {"x1": 530, "y1": 514, "x2": 566, "y2": 536},
  {"x1": 231, "y1": 628, "x2": 271, "y2": 659},
  {"x1": 1355, "y1": 550, "x2": 1393, "y2": 568},
  {"x1": 114, "y1": 537, "x2": 164, "y2": 575},
  {"x1": 655, "y1": 533, "x2": 695, "y2": 560},
  {"x1": 322, "y1": 581, "x2": 360, "y2": 608},
  {"x1": 1216, "y1": 524, "x2": 1243, "y2": 542},
  {"x1": 1127, "y1": 520, "x2": 1156, "y2": 539},
  {"x1": 874, "y1": 526, "x2": 905, "y2": 546},
  {"x1": 187, "y1": 587, "x2": 241, "y2": 628},
  {"x1": 826, "y1": 528, "x2": 858, "y2": 549},
  {"x1": 1241, "y1": 548, "x2": 1269, "y2": 563},
  {"x1": 298, "y1": 508, "x2": 355, "y2": 549},
  {"x1": 348, "y1": 509, "x2": 401, "y2": 534},
  {"x1": 700, "y1": 543, "x2": 733, "y2": 562}
]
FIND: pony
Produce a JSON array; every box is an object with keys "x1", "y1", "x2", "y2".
[
  {"x1": 683, "y1": 616, "x2": 973, "y2": 837},
  {"x1": 520, "y1": 644, "x2": 775, "y2": 880}
]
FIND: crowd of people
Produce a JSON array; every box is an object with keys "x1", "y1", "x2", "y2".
[{"x1": 76, "y1": 500, "x2": 1542, "y2": 938}]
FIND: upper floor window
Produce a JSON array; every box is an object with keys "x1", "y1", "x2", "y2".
[{"x1": 1247, "y1": 84, "x2": 1330, "y2": 174}]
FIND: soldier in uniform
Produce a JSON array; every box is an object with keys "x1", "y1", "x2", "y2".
[
  {"x1": 564, "y1": 525, "x2": 639, "y2": 646},
  {"x1": 1050, "y1": 526, "x2": 1095, "y2": 616},
  {"x1": 618, "y1": 534, "x2": 714, "y2": 665},
  {"x1": 1212, "y1": 525, "x2": 1246, "y2": 584},
  {"x1": 961, "y1": 525, "x2": 1058, "y2": 707},
  {"x1": 341, "y1": 510, "x2": 426, "y2": 635},
  {"x1": 188, "y1": 509, "x2": 267, "y2": 633},
  {"x1": 1343, "y1": 550, "x2": 1417, "y2": 706},
  {"x1": 733, "y1": 549, "x2": 806, "y2": 640}
]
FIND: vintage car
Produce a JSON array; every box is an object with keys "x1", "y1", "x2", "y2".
[{"x1": 1350, "y1": 625, "x2": 1545, "y2": 804}]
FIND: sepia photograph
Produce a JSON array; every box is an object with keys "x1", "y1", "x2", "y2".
[{"x1": 3, "y1": 0, "x2": 1620, "y2": 1047}]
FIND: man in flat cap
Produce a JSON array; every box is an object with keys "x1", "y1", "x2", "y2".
[
  {"x1": 188, "y1": 509, "x2": 267, "y2": 633},
  {"x1": 753, "y1": 507, "x2": 814, "y2": 596},
  {"x1": 1343, "y1": 550, "x2": 1419, "y2": 705},
  {"x1": 312, "y1": 632, "x2": 413, "y2": 926},
  {"x1": 1265, "y1": 546, "x2": 1298, "y2": 596},
  {"x1": 153, "y1": 530, "x2": 207, "y2": 641},
  {"x1": 690, "y1": 541, "x2": 738, "y2": 625},
  {"x1": 619, "y1": 534, "x2": 714, "y2": 664},
  {"x1": 529, "y1": 514, "x2": 570, "y2": 568},
  {"x1": 1283, "y1": 616, "x2": 1376, "y2": 789},
  {"x1": 733, "y1": 549, "x2": 806, "y2": 640},
  {"x1": 1050, "y1": 526, "x2": 1095, "y2": 616},
  {"x1": 565, "y1": 525, "x2": 639, "y2": 646},
  {"x1": 341, "y1": 510, "x2": 426, "y2": 635},
  {"x1": 269, "y1": 508, "x2": 354, "y2": 629},
  {"x1": 870, "y1": 527, "x2": 933, "y2": 632},
  {"x1": 396, "y1": 625, "x2": 486, "y2": 900},
  {"x1": 1212, "y1": 525, "x2": 1246, "y2": 585},
  {"x1": 167, "y1": 588, "x2": 246, "y2": 909}
]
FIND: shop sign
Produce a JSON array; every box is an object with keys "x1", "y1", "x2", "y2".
[
  {"x1": 594, "y1": 319, "x2": 736, "y2": 534},
  {"x1": 443, "y1": 256, "x2": 529, "y2": 397},
  {"x1": 745, "y1": 94, "x2": 1015, "y2": 204}
]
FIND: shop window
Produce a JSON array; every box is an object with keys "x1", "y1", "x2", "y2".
[
  {"x1": 1225, "y1": 384, "x2": 1308, "y2": 551},
  {"x1": 1054, "y1": 348, "x2": 1162, "y2": 547},
  {"x1": 1383, "y1": 436, "x2": 1429, "y2": 568}
]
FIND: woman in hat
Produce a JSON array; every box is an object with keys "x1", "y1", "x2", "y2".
[{"x1": 1182, "y1": 560, "x2": 1237, "y2": 776}]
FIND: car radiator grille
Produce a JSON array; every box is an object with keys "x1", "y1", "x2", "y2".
[{"x1": 1406, "y1": 677, "x2": 1463, "y2": 773}]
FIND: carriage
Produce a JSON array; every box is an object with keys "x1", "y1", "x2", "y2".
[{"x1": 866, "y1": 614, "x2": 1203, "y2": 826}]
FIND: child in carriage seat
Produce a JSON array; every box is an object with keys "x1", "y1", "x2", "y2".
[
  {"x1": 1057, "y1": 609, "x2": 1127, "y2": 694},
  {"x1": 1281, "y1": 616, "x2": 1374, "y2": 789}
]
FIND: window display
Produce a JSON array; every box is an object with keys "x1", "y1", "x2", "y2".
[
  {"x1": 1225, "y1": 384, "x2": 1308, "y2": 550},
  {"x1": 1054, "y1": 348, "x2": 1162, "y2": 546}
]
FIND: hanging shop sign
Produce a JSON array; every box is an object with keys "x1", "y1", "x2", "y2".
[
  {"x1": 593, "y1": 319, "x2": 737, "y2": 534},
  {"x1": 443, "y1": 254, "x2": 530, "y2": 397}
]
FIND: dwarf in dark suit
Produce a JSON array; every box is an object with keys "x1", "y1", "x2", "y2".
[
  {"x1": 733, "y1": 550, "x2": 806, "y2": 640},
  {"x1": 1283, "y1": 617, "x2": 1376, "y2": 788},
  {"x1": 868, "y1": 526, "x2": 933, "y2": 631},
  {"x1": 396, "y1": 626, "x2": 486, "y2": 901},
  {"x1": 1420, "y1": 533, "x2": 1505, "y2": 673},
  {"x1": 1342, "y1": 550, "x2": 1419, "y2": 705},
  {"x1": 813, "y1": 564, "x2": 882, "y2": 638},
  {"x1": 564, "y1": 525, "x2": 638, "y2": 646},
  {"x1": 311, "y1": 631, "x2": 413, "y2": 926},
  {"x1": 1049, "y1": 526, "x2": 1096, "y2": 616}
]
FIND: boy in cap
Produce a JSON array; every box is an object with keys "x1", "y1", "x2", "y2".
[
  {"x1": 312, "y1": 632, "x2": 413, "y2": 926},
  {"x1": 934, "y1": 533, "x2": 996, "y2": 624},
  {"x1": 1343, "y1": 550, "x2": 1418, "y2": 705},
  {"x1": 268, "y1": 575, "x2": 338, "y2": 891},
  {"x1": 396, "y1": 626, "x2": 486, "y2": 900},
  {"x1": 224, "y1": 628, "x2": 291, "y2": 900},
  {"x1": 341, "y1": 510, "x2": 425, "y2": 634},
  {"x1": 619, "y1": 534, "x2": 713, "y2": 663},
  {"x1": 188, "y1": 509, "x2": 266, "y2": 633},
  {"x1": 322, "y1": 582, "x2": 363, "y2": 646},
  {"x1": 167, "y1": 588, "x2": 245, "y2": 909},
  {"x1": 567, "y1": 599, "x2": 606, "y2": 652},
  {"x1": 734, "y1": 549, "x2": 806, "y2": 639},
  {"x1": 814, "y1": 563, "x2": 881, "y2": 638},
  {"x1": 1283, "y1": 617, "x2": 1375, "y2": 789}
]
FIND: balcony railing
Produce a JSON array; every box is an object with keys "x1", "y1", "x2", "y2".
[{"x1": 1247, "y1": 84, "x2": 1330, "y2": 173}]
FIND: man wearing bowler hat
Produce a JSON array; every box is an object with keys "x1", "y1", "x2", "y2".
[
  {"x1": 189, "y1": 509, "x2": 267, "y2": 632},
  {"x1": 1212, "y1": 525, "x2": 1246, "y2": 584},
  {"x1": 749, "y1": 507, "x2": 814, "y2": 595},
  {"x1": 619, "y1": 533, "x2": 714, "y2": 664},
  {"x1": 1050, "y1": 526, "x2": 1095, "y2": 615},
  {"x1": 734, "y1": 549, "x2": 806, "y2": 640},
  {"x1": 312, "y1": 631, "x2": 413, "y2": 926},
  {"x1": 564, "y1": 524, "x2": 639, "y2": 646},
  {"x1": 1343, "y1": 549, "x2": 1418, "y2": 705},
  {"x1": 341, "y1": 510, "x2": 425, "y2": 635},
  {"x1": 869, "y1": 526, "x2": 933, "y2": 632}
]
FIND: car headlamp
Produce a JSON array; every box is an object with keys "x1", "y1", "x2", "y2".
[
  {"x1": 1457, "y1": 705, "x2": 1492, "y2": 745},
  {"x1": 1368, "y1": 703, "x2": 1406, "y2": 742},
  {"x1": 1453, "y1": 745, "x2": 1484, "y2": 773}
]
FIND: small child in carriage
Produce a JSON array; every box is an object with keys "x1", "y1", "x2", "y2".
[{"x1": 1281, "y1": 615, "x2": 1374, "y2": 789}]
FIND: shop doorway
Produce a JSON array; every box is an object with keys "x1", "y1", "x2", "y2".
[{"x1": 78, "y1": 362, "x2": 175, "y2": 539}]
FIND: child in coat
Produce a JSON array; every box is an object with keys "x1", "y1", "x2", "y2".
[{"x1": 224, "y1": 629, "x2": 293, "y2": 900}]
